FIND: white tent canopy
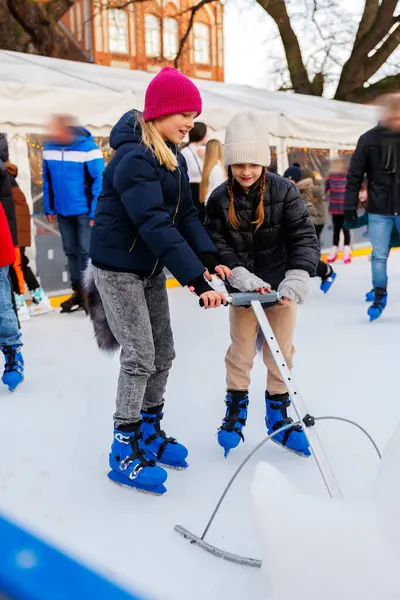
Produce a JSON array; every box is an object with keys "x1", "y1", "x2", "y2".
[{"x1": 1, "y1": 50, "x2": 379, "y2": 150}]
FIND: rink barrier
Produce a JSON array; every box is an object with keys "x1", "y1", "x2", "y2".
[
  {"x1": 0, "y1": 513, "x2": 143, "y2": 599},
  {"x1": 47, "y1": 244, "x2": 400, "y2": 307}
]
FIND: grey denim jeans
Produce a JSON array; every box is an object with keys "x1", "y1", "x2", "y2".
[{"x1": 93, "y1": 268, "x2": 175, "y2": 426}]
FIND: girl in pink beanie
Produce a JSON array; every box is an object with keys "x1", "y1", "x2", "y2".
[{"x1": 87, "y1": 67, "x2": 230, "y2": 496}]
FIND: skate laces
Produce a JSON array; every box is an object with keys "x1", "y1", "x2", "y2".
[
  {"x1": 268, "y1": 398, "x2": 303, "y2": 439},
  {"x1": 3, "y1": 348, "x2": 23, "y2": 374},
  {"x1": 220, "y1": 398, "x2": 248, "y2": 440},
  {"x1": 117, "y1": 431, "x2": 156, "y2": 472},
  {"x1": 141, "y1": 412, "x2": 177, "y2": 460}
]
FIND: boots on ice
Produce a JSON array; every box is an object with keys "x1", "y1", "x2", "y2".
[
  {"x1": 217, "y1": 391, "x2": 249, "y2": 457},
  {"x1": 2, "y1": 345, "x2": 24, "y2": 392},
  {"x1": 319, "y1": 263, "x2": 337, "y2": 294},
  {"x1": 368, "y1": 287, "x2": 387, "y2": 322},
  {"x1": 108, "y1": 423, "x2": 168, "y2": 495},
  {"x1": 265, "y1": 392, "x2": 310, "y2": 457},
  {"x1": 140, "y1": 404, "x2": 188, "y2": 469},
  {"x1": 60, "y1": 282, "x2": 85, "y2": 313},
  {"x1": 30, "y1": 287, "x2": 53, "y2": 316}
]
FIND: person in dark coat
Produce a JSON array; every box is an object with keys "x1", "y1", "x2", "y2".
[
  {"x1": 86, "y1": 67, "x2": 230, "y2": 495},
  {"x1": 344, "y1": 93, "x2": 400, "y2": 321},
  {"x1": 0, "y1": 135, "x2": 17, "y2": 246},
  {"x1": 204, "y1": 111, "x2": 320, "y2": 459}
]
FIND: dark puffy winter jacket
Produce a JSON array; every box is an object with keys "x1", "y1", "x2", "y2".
[
  {"x1": 345, "y1": 125, "x2": 400, "y2": 216},
  {"x1": 205, "y1": 173, "x2": 320, "y2": 290},
  {"x1": 90, "y1": 111, "x2": 217, "y2": 285},
  {"x1": 0, "y1": 135, "x2": 17, "y2": 245}
]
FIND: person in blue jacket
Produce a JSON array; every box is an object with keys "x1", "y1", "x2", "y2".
[
  {"x1": 86, "y1": 67, "x2": 229, "y2": 495},
  {"x1": 43, "y1": 115, "x2": 104, "y2": 313}
]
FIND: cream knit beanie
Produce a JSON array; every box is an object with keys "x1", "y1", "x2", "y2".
[{"x1": 224, "y1": 111, "x2": 271, "y2": 168}]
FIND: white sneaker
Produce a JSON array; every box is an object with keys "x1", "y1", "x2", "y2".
[
  {"x1": 29, "y1": 287, "x2": 53, "y2": 316},
  {"x1": 15, "y1": 294, "x2": 30, "y2": 322}
]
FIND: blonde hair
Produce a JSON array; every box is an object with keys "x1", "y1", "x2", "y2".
[
  {"x1": 200, "y1": 139, "x2": 225, "y2": 204},
  {"x1": 227, "y1": 166, "x2": 266, "y2": 231},
  {"x1": 136, "y1": 112, "x2": 178, "y2": 171}
]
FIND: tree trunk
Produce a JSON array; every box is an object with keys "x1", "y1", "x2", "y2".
[{"x1": 256, "y1": 0, "x2": 315, "y2": 95}]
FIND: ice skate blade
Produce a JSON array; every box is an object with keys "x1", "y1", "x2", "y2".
[
  {"x1": 174, "y1": 525, "x2": 262, "y2": 568},
  {"x1": 107, "y1": 470, "x2": 167, "y2": 496},
  {"x1": 270, "y1": 438, "x2": 310, "y2": 458},
  {"x1": 157, "y1": 460, "x2": 188, "y2": 471}
]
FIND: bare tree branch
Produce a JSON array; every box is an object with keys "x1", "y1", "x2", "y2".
[
  {"x1": 345, "y1": 73, "x2": 400, "y2": 102},
  {"x1": 173, "y1": 0, "x2": 216, "y2": 69},
  {"x1": 256, "y1": 0, "x2": 315, "y2": 95},
  {"x1": 45, "y1": 0, "x2": 74, "y2": 23}
]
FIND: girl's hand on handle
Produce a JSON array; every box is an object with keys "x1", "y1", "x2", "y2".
[
  {"x1": 255, "y1": 287, "x2": 271, "y2": 295},
  {"x1": 200, "y1": 290, "x2": 227, "y2": 309},
  {"x1": 214, "y1": 265, "x2": 232, "y2": 280}
]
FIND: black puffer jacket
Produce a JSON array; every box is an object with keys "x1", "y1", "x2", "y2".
[
  {"x1": 345, "y1": 125, "x2": 400, "y2": 216},
  {"x1": 0, "y1": 135, "x2": 17, "y2": 245},
  {"x1": 205, "y1": 173, "x2": 319, "y2": 290}
]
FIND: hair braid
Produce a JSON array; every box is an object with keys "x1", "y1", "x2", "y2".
[
  {"x1": 227, "y1": 167, "x2": 240, "y2": 229},
  {"x1": 253, "y1": 167, "x2": 266, "y2": 231}
]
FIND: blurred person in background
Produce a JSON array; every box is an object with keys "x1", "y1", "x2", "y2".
[
  {"x1": 325, "y1": 158, "x2": 351, "y2": 264},
  {"x1": 0, "y1": 152, "x2": 24, "y2": 392},
  {"x1": 181, "y1": 121, "x2": 208, "y2": 222},
  {"x1": 199, "y1": 139, "x2": 226, "y2": 206},
  {"x1": 0, "y1": 135, "x2": 52, "y2": 321},
  {"x1": 43, "y1": 115, "x2": 104, "y2": 313},
  {"x1": 345, "y1": 93, "x2": 400, "y2": 321},
  {"x1": 284, "y1": 163, "x2": 336, "y2": 294}
]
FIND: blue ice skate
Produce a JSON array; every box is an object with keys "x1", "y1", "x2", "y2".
[
  {"x1": 218, "y1": 392, "x2": 249, "y2": 458},
  {"x1": 265, "y1": 392, "x2": 311, "y2": 457},
  {"x1": 2, "y1": 346, "x2": 24, "y2": 392},
  {"x1": 108, "y1": 426, "x2": 168, "y2": 495},
  {"x1": 368, "y1": 288, "x2": 387, "y2": 322},
  {"x1": 365, "y1": 289, "x2": 375, "y2": 302},
  {"x1": 140, "y1": 405, "x2": 188, "y2": 469},
  {"x1": 320, "y1": 269, "x2": 336, "y2": 294}
]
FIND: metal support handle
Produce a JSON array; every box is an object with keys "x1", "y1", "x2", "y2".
[{"x1": 251, "y1": 300, "x2": 344, "y2": 500}]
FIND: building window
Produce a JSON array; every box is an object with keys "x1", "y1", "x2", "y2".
[
  {"x1": 108, "y1": 9, "x2": 129, "y2": 54},
  {"x1": 193, "y1": 22, "x2": 211, "y2": 65},
  {"x1": 163, "y1": 18, "x2": 178, "y2": 60},
  {"x1": 145, "y1": 14, "x2": 161, "y2": 58}
]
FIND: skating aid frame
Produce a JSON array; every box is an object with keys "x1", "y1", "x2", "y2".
[{"x1": 175, "y1": 294, "x2": 381, "y2": 568}]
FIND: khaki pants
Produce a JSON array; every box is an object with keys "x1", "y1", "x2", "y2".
[{"x1": 226, "y1": 301, "x2": 297, "y2": 395}]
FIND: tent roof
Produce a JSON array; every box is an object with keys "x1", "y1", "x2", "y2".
[{"x1": 0, "y1": 50, "x2": 379, "y2": 147}]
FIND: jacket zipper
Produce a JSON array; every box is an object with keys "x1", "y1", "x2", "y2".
[
  {"x1": 148, "y1": 165, "x2": 182, "y2": 277},
  {"x1": 129, "y1": 233, "x2": 138, "y2": 252}
]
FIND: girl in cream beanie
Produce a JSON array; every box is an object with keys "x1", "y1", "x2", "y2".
[{"x1": 205, "y1": 110, "x2": 320, "y2": 459}]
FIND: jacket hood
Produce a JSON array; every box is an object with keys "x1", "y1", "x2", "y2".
[
  {"x1": 5, "y1": 162, "x2": 17, "y2": 177},
  {"x1": 297, "y1": 178, "x2": 313, "y2": 191},
  {"x1": 0, "y1": 134, "x2": 9, "y2": 162},
  {"x1": 110, "y1": 111, "x2": 143, "y2": 150}
]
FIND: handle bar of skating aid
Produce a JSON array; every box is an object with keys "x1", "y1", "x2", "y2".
[{"x1": 199, "y1": 290, "x2": 279, "y2": 308}]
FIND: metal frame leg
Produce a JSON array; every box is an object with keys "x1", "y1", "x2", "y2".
[{"x1": 251, "y1": 300, "x2": 344, "y2": 500}]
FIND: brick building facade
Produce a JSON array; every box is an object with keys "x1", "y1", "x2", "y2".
[{"x1": 61, "y1": 0, "x2": 224, "y2": 81}]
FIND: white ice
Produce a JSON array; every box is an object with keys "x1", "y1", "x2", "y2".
[{"x1": 1, "y1": 253, "x2": 400, "y2": 600}]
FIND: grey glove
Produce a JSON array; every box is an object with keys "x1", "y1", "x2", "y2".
[
  {"x1": 228, "y1": 266, "x2": 271, "y2": 293},
  {"x1": 277, "y1": 269, "x2": 310, "y2": 304}
]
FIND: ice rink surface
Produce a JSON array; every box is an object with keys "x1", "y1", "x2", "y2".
[{"x1": 1, "y1": 253, "x2": 400, "y2": 600}]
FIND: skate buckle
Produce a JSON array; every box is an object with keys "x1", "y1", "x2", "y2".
[
  {"x1": 129, "y1": 464, "x2": 143, "y2": 480},
  {"x1": 303, "y1": 414, "x2": 316, "y2": 427},
  {"x1": 119, "y1": 457, "x2": 132, "y2": 471},
  {"x1": 115, "y1": 433, "x2": 130, "y2": 444}
]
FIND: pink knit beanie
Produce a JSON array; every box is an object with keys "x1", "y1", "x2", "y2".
[{"x1": 143, "y1": 67, "x2": 202, "y2": 122}]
